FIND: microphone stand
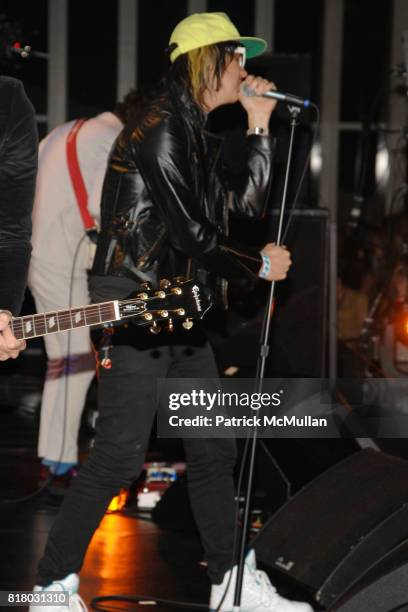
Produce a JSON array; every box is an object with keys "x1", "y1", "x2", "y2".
[{"x1": 232, "y1": 104, "x2": 301, "y2": 612}]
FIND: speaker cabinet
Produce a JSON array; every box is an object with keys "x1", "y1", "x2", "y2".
[
  {"x1": 333, "y1": 541, "x2": 408, "y2": 611},
  {"x1": 211, "y1": 209, "x2": 329, "y2": 378},
  {"x1": 252, "y1": 449, "x2": 408, "y2": 610}
]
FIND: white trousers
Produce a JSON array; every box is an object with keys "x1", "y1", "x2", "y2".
[{"x1": 28, "y1": 260, "x2": 96, "y2": 463}]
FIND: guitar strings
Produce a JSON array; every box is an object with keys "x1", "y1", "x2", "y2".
[{"x1": 10, "y1": 300, "x2": 187, "y2": 340}]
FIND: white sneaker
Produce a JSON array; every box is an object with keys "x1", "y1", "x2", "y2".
[
  {"x1": 209, "y1": 550, "x2": 313, "y2": 612},
  {"x1": 29, "y1": 573, "x2": 87, "y2": 612}
]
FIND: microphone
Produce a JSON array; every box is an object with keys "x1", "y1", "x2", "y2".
[{"x1": 242, "y1": 83, "x2": 311, "y2": 108}]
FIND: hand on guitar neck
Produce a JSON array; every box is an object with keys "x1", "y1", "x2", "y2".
[{"x1": 0, "y1": 310, "x2": 26, "y2": 361}]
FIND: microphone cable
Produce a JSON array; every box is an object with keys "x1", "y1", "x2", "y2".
[{"x1": 280, "y1": 102, "x2": 320, "y2": 245}]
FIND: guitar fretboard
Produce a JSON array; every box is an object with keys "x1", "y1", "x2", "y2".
[{"x1": 10, "y1": 301, "x2": 118, "y2": 341}]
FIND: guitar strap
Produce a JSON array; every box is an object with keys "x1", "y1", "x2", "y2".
[
  {"x1": 66, "y1": 118, "x2": 98, "y2": 237},
  {"x1": 66, "y1": 119, "x2": 111, "y2": 367}
]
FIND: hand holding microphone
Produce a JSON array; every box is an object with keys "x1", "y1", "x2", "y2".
[
  {"x1": 239, "y1": 75, "x2": 279, "y2": 126},
  {"x1": 241, "y1": 77, "x2": 311, "y2": 107}
]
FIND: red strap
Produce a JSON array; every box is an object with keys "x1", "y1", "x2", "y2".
[{"x1": 66, "y1": 118, "x2": 97, "y2": 231}]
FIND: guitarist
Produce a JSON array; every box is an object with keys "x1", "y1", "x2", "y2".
[
  {"x1": 0, "y1": 76, "x2": 38, "y2": 361},
  {"x1": 28, "y1": 90, "x2": 141, "y2": 490},
  {"x1": 32, "y1": 13, "x2": 311, "y2": 612}
]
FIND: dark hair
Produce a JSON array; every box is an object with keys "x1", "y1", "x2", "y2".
[
  {"x1": 113, "y1": 89, "x2": 151, "y2": 124},
  {"x1": 113, "y1": 41, "x2": 241, "y2": 135},
  {"x1": 165, "y1": 40, "x2": 240, "y2": 109}
]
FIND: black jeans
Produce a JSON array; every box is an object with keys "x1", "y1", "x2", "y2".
[{"x1": 37, "y1": 335, "x2": 237, "y2": 586}]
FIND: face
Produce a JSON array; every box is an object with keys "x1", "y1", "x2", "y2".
[{"x1": 204, "y1": 48, "x2": 247, "y2": 111}]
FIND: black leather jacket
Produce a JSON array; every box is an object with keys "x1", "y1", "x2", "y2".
[
  {"x1": 0, "y1": 77, "x2": 37, "y2": 314},
  {"x1": 90, "y1": 90, "x2": 275, "y2": 305}
]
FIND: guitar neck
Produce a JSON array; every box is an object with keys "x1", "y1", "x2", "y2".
[{"x1": 10, "y1": 301, "x2": 121, "y2": 341}]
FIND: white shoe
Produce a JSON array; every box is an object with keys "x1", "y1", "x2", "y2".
[
  {"x1": 209, "y1": 550, "x2": 313, "y2": 612},
  {"x1": 29, "y1": 573, "x2": 87, "y2": 612}
]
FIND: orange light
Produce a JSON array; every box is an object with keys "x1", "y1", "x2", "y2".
[
  {"x1": 107, "y1": 488, "x2": 128, "y2": 512},
  {"x1": 405, "y1": 319, "x2": 408, "y2": 336}
]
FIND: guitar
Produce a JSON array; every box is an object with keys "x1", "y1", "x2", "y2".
[{"x1": 9, "y1": 278, "x2": 212, "y2": 341}]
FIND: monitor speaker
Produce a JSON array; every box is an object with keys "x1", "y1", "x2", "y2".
[
  {"x1": 252, "y1": 449, "x2": 408, "y2": 611},
  {"x1": 333, "y1": 542, "x2": 408, "y2": 611},
  {"x1": 212, "y1": 209, "x2": 329, "y2": 378}
]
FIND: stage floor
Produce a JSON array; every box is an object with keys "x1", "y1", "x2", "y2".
[
  {"x1": 0, "y1": 404, "x2": 323, "y2": 611},
  {"x1": 5, "y1": 397, "x2": 405, "y2": 611},
  {"x1": 0, "y1": 407, "x2": 210, "y2": 611}
]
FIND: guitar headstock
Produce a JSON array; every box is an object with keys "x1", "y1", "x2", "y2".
[{"x1": 118, "y1": 278, "x2": 213, "y2": 333}]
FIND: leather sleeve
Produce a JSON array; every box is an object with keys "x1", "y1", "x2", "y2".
[
  {"x1": 226, "y1": 134, "x2": 276, "y2": 218},
  {"x1": 133, "y1": 116, "x2": 270, "y2": 281},
  {"x1": 0, "y1": 78, "x2": 38, "y2": 314}
]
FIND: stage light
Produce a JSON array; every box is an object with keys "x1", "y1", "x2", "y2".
[
  {"x1": 394, "y1": 307, "x2": 408, "y2": 346},
  {"x1": 310, "y1": 141, "x2": 322, "y2": 176},
  {"x1": 375, "y1": 137, "x2": 390, "y2": 189},
  {"x1": 107, "y1": 488, "x2": 128, "y2": 512}
]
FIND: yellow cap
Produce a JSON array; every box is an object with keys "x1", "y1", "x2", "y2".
[{"x1": 168, "y1": 12, "x2": 267, "y2": 63}]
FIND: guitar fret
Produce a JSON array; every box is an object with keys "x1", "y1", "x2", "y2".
[
  {"x1": 46, "y1": 312, "x2": 59, "y2": 334},
  {"x1": 84, "y1": 305, "x2": 101, "y2": 326},
  {"x1": 10, "y1": 318, "x2": 24, "y2": 341},
  {"x1": 71, "y1": 308, "x2": 85, "y2": 328},
  {"x1": 22, "y1": 315, "x2": 35, "y2": 339},
  {"x1": 99, "y1": 303, "x2": 116, "y2": 323},
  {"x1": 34, "y1": 314, "x2": 47, "y2": 337},
  {"x1": 57, "y1": 309, "x2": 72, "y2": 331}
]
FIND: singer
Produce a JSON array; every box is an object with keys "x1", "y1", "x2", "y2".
[{"x1": 31, "y1": 12, "x2": 311, "y2": 612}]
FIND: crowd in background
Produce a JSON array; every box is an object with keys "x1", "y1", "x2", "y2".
[{"x1": 337, "y1": 214, "x2": 408, "y2": 380}]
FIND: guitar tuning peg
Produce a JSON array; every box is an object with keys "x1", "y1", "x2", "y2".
[
  {"x1": 167, "y1": 318, "x2": 174, "y2": 333},
  {"x1": 159, "y1": 279, "x2": 171, "y2": 289},
  {"x1": 172, "y1": 276, "x2": 187, "y2": 285},
  {"x1": 149, "y1": 322, "x2": 161, "y2": 335},
  {"x1": 140, "y1": 282, "x2": 152, "y2": 291},
  {"x1": 182, "y1": 318, "x2": 194, "y2": 330}
]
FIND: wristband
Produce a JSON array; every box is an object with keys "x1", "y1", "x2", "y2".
[
  {"x1": 259, "y1": 253, "x2": 271, "y2": 279},
  {"x1": 246, "y1": 126, "x2": 269, "y2": 136}
]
